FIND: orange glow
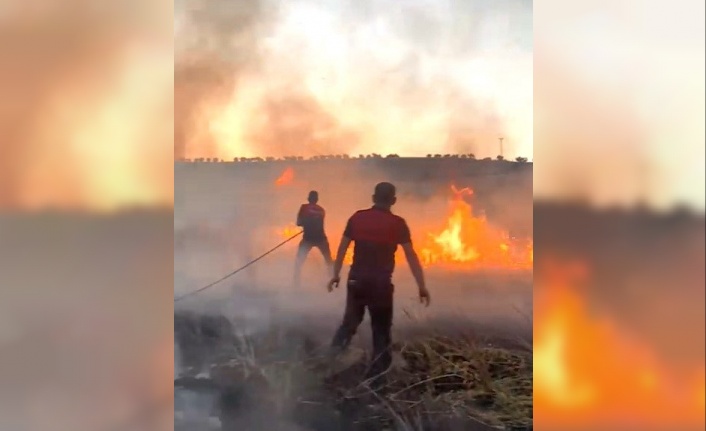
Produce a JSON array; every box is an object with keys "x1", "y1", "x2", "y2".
[
  {"x1": 534, "y1": 261, "x2": 706, "y2": 429},
  {"x1": 275, "y1": 167, "x2": 295, "y2": 186},
  {"x1": 279, "y1": 224, "x2": 301, "y2": 239},
  {"x1": 8, "y1": 43, "x2": 172, "y2": 212},
  {"x1": 418, "y1": 186, "x2": 533, "y2": 269},
  {"x1": 276, "y1": 223, "x2": 353, "y2": 265}
]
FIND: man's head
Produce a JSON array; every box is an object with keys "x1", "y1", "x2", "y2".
[
  {"x1": 307, "y1": 190, "x2": 319, "y2": 204},
  {"x1": 372, "y1": 182, "x2": 397, "y2": 208}
]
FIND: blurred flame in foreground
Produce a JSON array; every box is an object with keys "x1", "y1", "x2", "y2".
[{"x1": 534, "y1": 261, "x2": 705, "y2": 429}]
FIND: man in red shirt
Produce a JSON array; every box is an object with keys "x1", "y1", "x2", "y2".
[
  {"x1": 294, "y1": 190, "x2": 333, "y2": 287},
  {"x1": 327, "y1": 182, "x2": 430, "y2": 382}
]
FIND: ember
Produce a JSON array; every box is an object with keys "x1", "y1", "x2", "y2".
[{"x1": 275, "y1": 167, "x2": 294, "y2": 186}]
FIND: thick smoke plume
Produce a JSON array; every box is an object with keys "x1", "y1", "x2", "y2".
[{"x1": 175, "y1": 0, "x2": 533, "y2": 159}]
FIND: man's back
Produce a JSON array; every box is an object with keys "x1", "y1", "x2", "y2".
[
  {"x1": 344, "y1": 206, "x2": 411, "y2": 278},
  {"x1": 298, "y1": 203, "x2": 326, "y2": 242}
]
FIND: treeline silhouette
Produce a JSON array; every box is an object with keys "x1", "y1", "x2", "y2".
[{"x1": 176, "y1": 154, "x2": 530, "y2": 163}]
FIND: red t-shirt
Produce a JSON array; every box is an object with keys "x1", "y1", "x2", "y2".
[{"x1": 343, "y1": 206, "x2": 411, "y2": 278}]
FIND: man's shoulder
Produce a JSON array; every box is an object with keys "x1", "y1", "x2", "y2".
[
  {"x1": 389, "y1": 212, "x2": 409, "y2": 229},
  {"x1": 350, "y1": 208, "x2": 406, "y2": 223},
  {"x1": 350, "y1": 208, "x2": 370, "y2": 218}
]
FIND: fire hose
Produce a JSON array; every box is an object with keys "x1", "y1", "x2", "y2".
[{"x1": 174, "y1": 229, "x2": 303, "y2": 303}]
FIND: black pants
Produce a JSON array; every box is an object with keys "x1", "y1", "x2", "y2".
[
  {"x1": 331, "y1": 276, "x2": 394, "y2": 379},
  {"x1": 294, "y1": 238, "x2": 333, "y2": 285}
]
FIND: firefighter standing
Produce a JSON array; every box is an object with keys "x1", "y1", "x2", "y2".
[
  {"x1": 294, "y1": 191, "x2": 333, "y2": 287},
  {"x1": 327, "y1": 182, "x2": 430, "y2": 382}
]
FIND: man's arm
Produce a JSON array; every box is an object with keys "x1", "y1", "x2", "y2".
[
  {"x1": 332, "y1": 236, "x2": 352, "y2": 279},
  {"x1": 328, "y1": 217, "x2": 353, "y2": 291},
  {"x1": 399, "y1": 220, "x2": 430, "y2": 306},
  {"x1": 401, "y1": 243, "x2": 429, "y2": 304}
]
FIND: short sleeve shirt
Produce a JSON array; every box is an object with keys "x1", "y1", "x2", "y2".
[{"x1": 343, "y1": 206, "x2": 411, "y2": 278}]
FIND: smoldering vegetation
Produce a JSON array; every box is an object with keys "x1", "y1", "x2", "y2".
[{"x1": 174, "y1": 159, "x2": 533, "y2": 430}]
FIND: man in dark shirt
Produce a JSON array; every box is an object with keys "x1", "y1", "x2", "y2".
[
  {"x1": 327, "y1": 182, "x2": 430, "y2": 382},
  {"x1": 294, "y1": 190, "x2": 333, "y2": 287}
]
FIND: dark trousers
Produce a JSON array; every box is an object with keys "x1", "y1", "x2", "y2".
[
  {"x1": 331, "y1": 276, "x2": 394, "y2": 379},
  {"x1": 294, "y1": 238, "x2": 333, "y2": 285}
]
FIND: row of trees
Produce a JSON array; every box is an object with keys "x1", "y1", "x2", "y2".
[{"x1": 177, "y1": 154, "x2": 530, "y2": 163}]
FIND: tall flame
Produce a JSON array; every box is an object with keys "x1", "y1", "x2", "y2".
[{"x1": 419, "y1": 185, "x2": 533, "y2": 269}]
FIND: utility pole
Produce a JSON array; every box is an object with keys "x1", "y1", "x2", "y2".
[{"x1": 498, "y1": 137, "x2": 504, "y2": 158}]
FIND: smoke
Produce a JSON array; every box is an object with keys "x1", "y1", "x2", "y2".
[
  {"x1": 0, "y1": 0, "x2": 173, "y2": 211},
  {"x1": 175, "y1": 0, "x2": 533, "y2": 160}
]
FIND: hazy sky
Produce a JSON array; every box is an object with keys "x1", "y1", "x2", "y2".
[{"x1": 534, "y1": 0, "x2": 705, "y2": 211}]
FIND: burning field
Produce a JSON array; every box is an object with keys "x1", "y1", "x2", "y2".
[
  {"x1": 277, "y1": 184, "x2": 533, "y2": 271},
  {"x1": 174, "y1": 158, "x2": 533, "y2": 430}
]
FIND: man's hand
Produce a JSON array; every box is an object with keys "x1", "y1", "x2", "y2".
[
  {"x1": 327, "y1": 276, "x2": 341, "y2": 292},
  {"x1": 418, "y1": 286, "x2": 431, "y2": 307}
]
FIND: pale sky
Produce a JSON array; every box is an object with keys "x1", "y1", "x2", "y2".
[{"x1": 534, "y1": 0, "x2": 705, "y2": 211}]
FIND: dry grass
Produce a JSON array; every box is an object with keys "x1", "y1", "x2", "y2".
[{"x1": 174, "y1": 311, "x2": 532, "y2": 431}]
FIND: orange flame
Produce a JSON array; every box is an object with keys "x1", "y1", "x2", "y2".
[
  {"x1": 418, "y1": 185, "x2": 533, "y2": 269},
  {"x1": 534, "y1": 261, "x2": 706, "y2": 429},
  {"x1": 275, "y1": 167, "x2": 295, "y2": 186}
]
